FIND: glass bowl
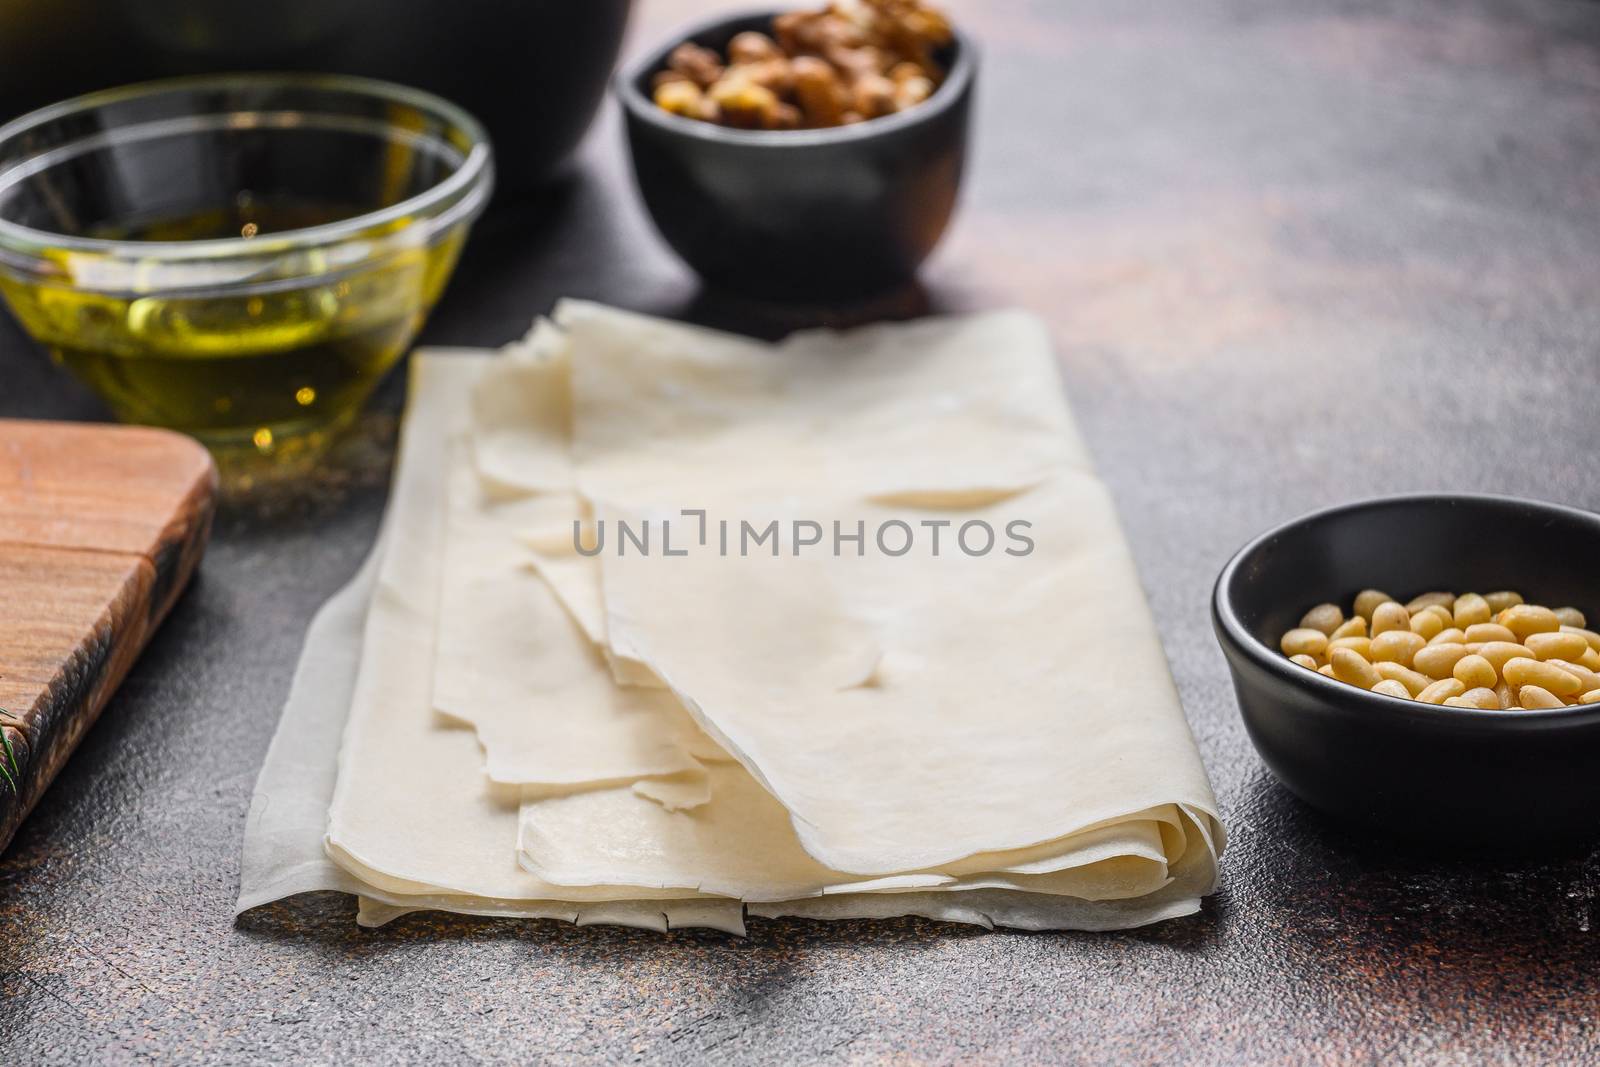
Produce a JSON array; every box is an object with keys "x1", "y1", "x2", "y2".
[{"x1": 0, "y1": 73, "x2": 493, "y2": 482}]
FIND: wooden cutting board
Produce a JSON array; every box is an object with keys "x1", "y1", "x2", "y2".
[{"x1": 0, "y1": 419, "x2": 216, "y2": 855}]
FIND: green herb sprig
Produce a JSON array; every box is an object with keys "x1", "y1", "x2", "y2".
[{"x1": 0, "y1": 710, "x2": 20, "y2": 797}]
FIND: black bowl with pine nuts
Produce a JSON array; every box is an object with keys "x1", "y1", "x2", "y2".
[
  {"x1": 1213, "y1": 493, "x2": 1600, "y2": 848},
  {"x1": 615, "y1": 8, "x2": 975, "y2": 300}
]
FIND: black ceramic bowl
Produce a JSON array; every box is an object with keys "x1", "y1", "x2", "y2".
[
  {"x1": 616, "y1": 10, "x2": 975, "y2": 300},
  {"x1": 1213, "y1": 493, "x2": 1600, "y2": 848}
]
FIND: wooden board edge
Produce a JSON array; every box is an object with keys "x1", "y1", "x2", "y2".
[{"x1": 0, "y1": 448, "x2": 217, "y2": 855}]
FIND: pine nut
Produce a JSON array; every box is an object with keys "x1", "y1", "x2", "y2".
[
  {"x1": 1354, "y1": 589, "x2": 1395, "y2": 620},
  {"x1": 1418, "y1": 678, "x2": 1466, "y2": 704},
  {"x1": 1525, "y1": 632, "x2": 1589, "y2": 662},
  {"x1": 1413, "y1": 643, "x2": 1471, "y2": 679},
  {"x1": 1330, "y1": 647, "x2": 1381, "y2": 689},
  {"x1": 1519, "y1": 685, "x2": 1564, "y2": 710},
  {"x1": 1328, "y1": 636, "x2": 1372, "y2": 659},
  {"x1": 1375, "y1": 662, "x2": 1431, "y2": 696},
  {"x1": 1330, "y1": 616, "x2": 1367, "y2": 640},
  {"x1": 1503, "y1": 657, "x2": 1583, "y2": 697},
  {"x1": 1405, "y1": 591, "x2": 1455, "y2": 614},
  {"x1": 1299, "y1": 602, "x2": 1344, "y2": 635},
  {"x1": 1483, "y1": 591, "x2": 1524, "y2": 613},
  {"x1": 1371, "y1": 602, "x2": 1411, "y2": 636},
  {"x1": 1370, "y1": 630, "x2": 1426, "y2": 667},
  {"x1": 1421, "y1": 604, "x2": 1455, "y2": 626},
  {"x1": 1452, "y1": 593, "x2": 1491, "y2": 628},
  {"x1": 1371, "y1": 679, "x2": 1412, "y2": 700},
  {"x1": 1477, "y1": 641, "x2": 1534, "y2": 674},
  {"x1": 1410, "y1": 612, "x2": 1445, "y2": 640},
  {"x1": 1280, "y1": 628, "x2": 1329, "y2": 658},
  {"x1": 1452, "y1": 654, "x2": 1497, "y2": 690},
  {"x1": 1463, "y1": 623, "x2": 1516, "y2": 645},
  {"x1": 1501, "y1": 604, "x2": 1561, "y2": 638},
  {"x1": 1554, "y1": 607, "x2": 1587, "y2": 629},
  {"x1": 1546, "y1": 660, "x2": 1600, "y2": 694},
  {"x1": 1561, "y1": 625, "x2": 1600, "y2": 653},
  {"x1": 1455, "y1": 687, "x2": 1500, "y2": 710}
]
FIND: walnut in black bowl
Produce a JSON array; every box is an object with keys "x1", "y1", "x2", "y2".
[{"x1": 616, "y1": 9, "x2": 975, "y2": 301}]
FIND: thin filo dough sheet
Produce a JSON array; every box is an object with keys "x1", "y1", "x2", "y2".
[
  {"x1": 242, "y1": 352, "x2": 1183, "y2": 930},
  {"x1": 236, "y1": 297, "x2": 1225, "y2": 932},
  {"x1": 321, "y1": 355, "x2": 723, "y2": 912},
  {"x1": 442, "y1": 329, "x2": 1217, "y2": 910},
  {"x1": 237, "y1": 352, "x2": 741, "y2": 933},
  {"x1": 555, "y1": 301, "x2": 1222, "y2": 877},
  {"x1": 432, "y1": 460, "x2": 711, "y2": 790}
]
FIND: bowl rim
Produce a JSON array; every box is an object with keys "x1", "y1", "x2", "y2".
[
  {"x1": 615, "y1": 7, "x2": 976, "y2": 148},
  {"x1": 1212, "y1": 491, "x2": 1600, "y2": 729},
  {"x1": 0, "y1": 71, "x2": 494, "y2": 264}
]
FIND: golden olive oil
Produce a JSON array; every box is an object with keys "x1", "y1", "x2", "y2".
[{"x1": 0, "y1": 197, "x2": 464, "y2": 474}]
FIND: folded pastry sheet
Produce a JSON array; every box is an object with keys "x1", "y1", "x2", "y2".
[{"x1": 237, "y1": 303, "x2": 1222, "y2": 933}]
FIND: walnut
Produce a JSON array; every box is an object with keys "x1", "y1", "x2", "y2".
[
  {"x1": 654, "y1": 2, "x2": 951, "y2": 130},
  {"x1": 667, "y1": 42, "x2": 724, "y2": 89}
]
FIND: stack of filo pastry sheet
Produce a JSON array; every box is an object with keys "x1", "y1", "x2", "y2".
[{"x1": 237, "y1": 301, "x2": 1224, "y2": 933}]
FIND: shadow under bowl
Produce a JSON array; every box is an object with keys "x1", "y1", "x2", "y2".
[
  {"x1": 616, "y1": 10, "x2": 975, "y2": 302},
  {"x1": 1213, "y1": 493, "x2": 1600, "y2": 849}
]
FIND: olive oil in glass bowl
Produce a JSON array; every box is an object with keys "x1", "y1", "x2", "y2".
[{"x1": 0, "y1": 74, "x2": 493, "y2": 484}]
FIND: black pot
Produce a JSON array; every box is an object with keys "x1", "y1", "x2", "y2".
[
  {"x1": 617, "y1": 10, "x2": 976, "y2": 301},
  {"x1": 1213, "y1": 493, "x2": 1600, "y2": 849},
  {"x1": 0, "y1": 0, "x2": 632, "y2": 192}
]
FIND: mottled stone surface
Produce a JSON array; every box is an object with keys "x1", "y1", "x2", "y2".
[{"x1": 4, "y1": 0, "x2": 1600, "y2": 1062}]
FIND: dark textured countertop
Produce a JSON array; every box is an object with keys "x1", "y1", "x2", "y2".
[{"x1": 5, "y1": 1, "x2": 1600, "y2": 1062}]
